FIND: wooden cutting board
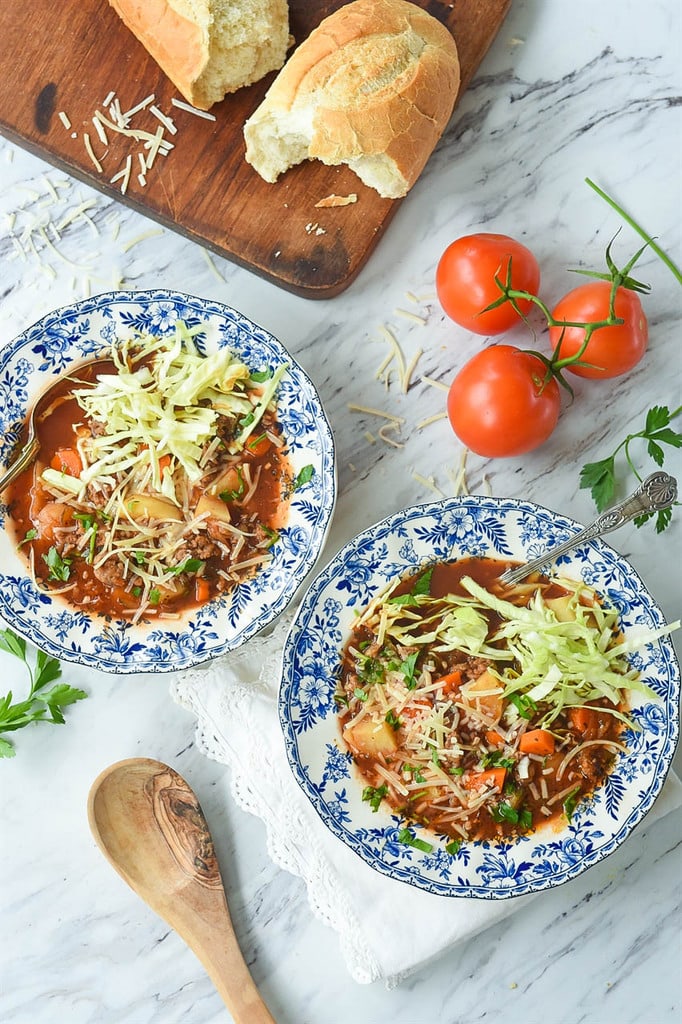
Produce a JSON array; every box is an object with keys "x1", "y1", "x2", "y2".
[{"x1": 0, "y1": 0, "x2": 511, "y2": 298}]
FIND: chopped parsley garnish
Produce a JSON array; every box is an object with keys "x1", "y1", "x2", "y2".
[
  {"x1": 247, "y1": 431, "x2": 267, "y2": 450},
  {"x1": 292, "y1": 464, "x2": 315, "y2": 491},
  {"x1": 73, "y1": 512, "x2": 98, "y2": 563},
  {"x1": 412, "y1": 567, "x2": 434, "y2": 597},
  {"x1": 481, "y1": 750, "x2": 515, "y2": 770},
  {"x1": 238, "y1": 411, "x2": 256, "y2": 431},
  {"x1": 219, "y1": 467, "x2": 245, "y2": 502},
  {"x1": 387, "y1": 593, "x2": 419, "y2": 607},
  {"x1": 491, "y1": 801, "x2": 532, "y2": 830},
  {"x1": 508, "y1": 692, "x2": 538, "y2": 720},
  {"x1": 353, "y1": 687, "x2": 369, "y2": 703},
  {"x1": 563, "y1": 787, "x2": 582, "y2": 823},
  {"x1": 362, "y1": 784, "x2": 388, "y2": 812},
  {"x1": 397, "y1": 827, "x2": 433, "y2": 853},
  {"x1": 404, "y1": 764, "x2": 426, "y2": 783},
  {"x1": 18, "y1": 528, "x2": 38, "y2": 548},
  {"x1": 385, "y1": 709, "x2": 402, "y2": 731},
  {"x1": 261, "y1": 525, "x2": 280, "y2": 548},
  {"x1": 169, "y1": 557, "x2": 205, "y2": 576},
  {"x1": 249, "y1": 369, "x2": 273, "y2": 384},
  {"x1": 400, "y1": 651, "x2": 419, "y2": 690},
  {"x1": 43, "y1": 546, "x2": 73, "y2": 582},
  {"x1": 357, "y1": 655, "x2": 385, "y2": 687}
]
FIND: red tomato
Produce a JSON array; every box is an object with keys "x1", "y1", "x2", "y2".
[
  {"x1": 549, "y1": 281, "x2": 648, "y2": 378},
  {"x1": 447, "y1": 346, "x2": 561, "y2": 457},
  {"x1": 436, "y1": 234, "x2": 541, "y2": 335}
]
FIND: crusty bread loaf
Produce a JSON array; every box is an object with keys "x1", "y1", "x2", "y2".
[
  {"x1": 108, "y1": 0, "x2": 290, "y2": 110},
  {"x1": 243, "y1": 0, "x2": 460, "y2": 199}
]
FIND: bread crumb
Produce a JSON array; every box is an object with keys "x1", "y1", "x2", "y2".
[
  {"x1": 315, "y1": 193, "x2": 358, "y2": 208},
  {"x1": 305, "y1": 222, "x2": 326, "y2": 235}
]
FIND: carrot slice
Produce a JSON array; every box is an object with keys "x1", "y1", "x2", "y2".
[
  {"x1": 568, "y1": 706, "x2": 598, "y2": 734},
  {"x1": 486, "y1": 730, "x2": 505, "y2": 748},
  {"x1": 195, "y1": 577, "x2": 210, "y2": 603},
  {"x1": 434, "y1": 669, "x2": 463, "y2": 693},
  {"x1": 464, "y1": 767, "x2": 506, "y2": 791},
  {"x1": 519, "y1": 729, "x2": 555, "y2": 756},
  {"x1": 245, "y1": 433, "x2": 272, "y2": 459},
  {"x1": 50, "y1": 448, "x2": 82, "y2": 477}
]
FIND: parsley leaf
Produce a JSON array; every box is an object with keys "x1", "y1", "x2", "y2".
[
  {"x1": 580, "y1": 404, "x2": 681, "y2": 532},
  {"x1": 397, "y1": 827, "x2": 433, "y2": 853},
  {"x1": 43, "y1": 546, "x2": 73, "y2": 582},
  {"x1": 400, "y1": 651, "x2": 419, "y2": 689},
  {"x1": 169, "y1": 557, "x2": 205, "y2": 576},
  {"x1": 362, "y1": 783, "x2": 388, "y2": 812},
  {"x1": 0, "y1": 628, "x2": 87, "y2": 757},
  {"x1": 292, "y1": 464, "x2": 315, "y2": 492},
  {"x1": 412, "y1": 567, "x2": 434, "y2": 597}
]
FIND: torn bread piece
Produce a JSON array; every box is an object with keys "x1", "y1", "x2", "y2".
[
  {"x1": 108, "y1": 0, "x2": 290, "y2": 110},
  {"x1": 243, "y1": 0, "x2": 460, "y2": 198}
]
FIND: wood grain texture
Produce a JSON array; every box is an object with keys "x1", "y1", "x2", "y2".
[
  {"x1": 0, "y1": 0, "x2": 511, "y2": 297},
  {"x1": 88, "y1": 758, "x2": 276, "y2": 1023}
]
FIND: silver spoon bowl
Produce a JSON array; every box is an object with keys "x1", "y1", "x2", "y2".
[{"x1": 0, "y1": 357, "x2": 109, "y2": 492}]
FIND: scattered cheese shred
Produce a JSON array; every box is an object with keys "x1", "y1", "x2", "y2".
[
  {"x1": 121, "y1": 227, "x2": 165, "y2": 252},
  {"x1": 58, "y1": 111, "x2": 72, "y2": 130},
  {"x1": 379, "y1": 423, "x2": 405, "y2": 449},
  {"x1": 416, "y1": 411, "x2": 447, "y2": 430},
  {"x1": 348, "y1": 403, "x2": 405, "y2": 425},
  {"x1": 448, "y1": 449, "x2": 470, "y2": 497},
  {"x1": 171, "y1": 97, "x2": 217, "y2": 120},
  {"x1": 83, "y1": 133, "x2": 103, "y2": 174},
  {"x1": 412, "y1": 471, "x2": 445, "y2": 496},
  {"x1": 421, "y1": 374, "x2": 449, "y2": 392},
  {"x1": 395, "y1": 308, "x2": 427, "y2": 325},
  {"x1": 110, "y1": 153, "x2": 132, "y2": 194}
]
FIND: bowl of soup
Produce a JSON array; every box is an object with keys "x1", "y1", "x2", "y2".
[
  {"x1": 279, "y1": 496, "x2": 679, "y2": 897},
  {"x1": 0, "y1": 290, "x2": 336, "y2": 672}
]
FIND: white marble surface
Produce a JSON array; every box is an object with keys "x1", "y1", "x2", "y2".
[{"x1": 1, "y1": 1, "x2": 681, "y2": 1022}]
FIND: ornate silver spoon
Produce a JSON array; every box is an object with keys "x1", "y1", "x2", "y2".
[{"x1": 499, "y1": 471, "x2": 678, "y2": 587}]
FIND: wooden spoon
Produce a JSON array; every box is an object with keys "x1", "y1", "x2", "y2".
[{"x1": 87, "y1": 757, "x2": 276, "y2": 1023}]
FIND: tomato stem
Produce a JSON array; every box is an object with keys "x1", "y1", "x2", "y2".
[{"x1": 585, "y1": 178, "x2": 682, "y2": 287}]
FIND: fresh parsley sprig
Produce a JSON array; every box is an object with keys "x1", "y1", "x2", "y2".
[
  {"x1": 0, "y1": 629, "x2": 87, "y2": 758},
  {"x1": 580, "y1": 405, "x2": 682, "y2": 533}
]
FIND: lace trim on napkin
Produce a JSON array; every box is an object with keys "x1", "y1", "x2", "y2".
[{"x1": 171, "y1": 619, "x2": 385, "y2": 985}]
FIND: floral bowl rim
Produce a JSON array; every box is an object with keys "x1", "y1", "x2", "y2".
[
  {"x1": 279, "y1": 495, "x2": 680, "y2": 899},
  {"x1": 0, "y1": 289, "x2": 337, "y2": 674}
]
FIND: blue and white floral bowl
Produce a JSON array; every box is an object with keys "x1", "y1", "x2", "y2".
[
  {"x1": 0, "y1": 290, "x2": 336, "y2": 673},
  {"x1": 280, "y1": 496, "x2": 680, "y2": 898}
]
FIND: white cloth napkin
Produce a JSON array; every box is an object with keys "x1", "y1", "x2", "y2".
[{"x1": 170, "y1": 612, "x2": 682, "y2": 986}]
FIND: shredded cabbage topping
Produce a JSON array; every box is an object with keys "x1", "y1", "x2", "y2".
[{"x1": 358, "y1": 571, "x2": 676, "y2": 728}]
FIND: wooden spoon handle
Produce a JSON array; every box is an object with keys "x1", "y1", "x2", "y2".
[{"x1": 142, "y1": 763, "x2": 277, "y2": 1024}]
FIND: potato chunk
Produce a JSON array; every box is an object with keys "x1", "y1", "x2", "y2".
[
  {"x1": 343, "y1": 718, "x2": 399, "y2": 759},
  {"x1": 461, "y1": 670, "x2": 504, "y2": 722}
]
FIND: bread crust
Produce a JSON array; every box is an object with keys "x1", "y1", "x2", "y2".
[
  {"x1": 108, "y1": 0, "x2": 289, "y2": 110},
  {"x1": 109, "y1": 0, "x2": 208, "y2": 106},
  {"x1": 244, "y1": 0, "x2": 460, "y2": 197}
]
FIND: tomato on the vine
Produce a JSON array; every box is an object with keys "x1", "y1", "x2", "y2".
[
  {"x1": 549, "y1": 280, "x2": 648, "y2": 378},
  {"x1": 436, "y1": 234, "x2": 541, "y2": 335},
  {"x1": 447, "y1": 346, "x2": 561, "y2": 457}
]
